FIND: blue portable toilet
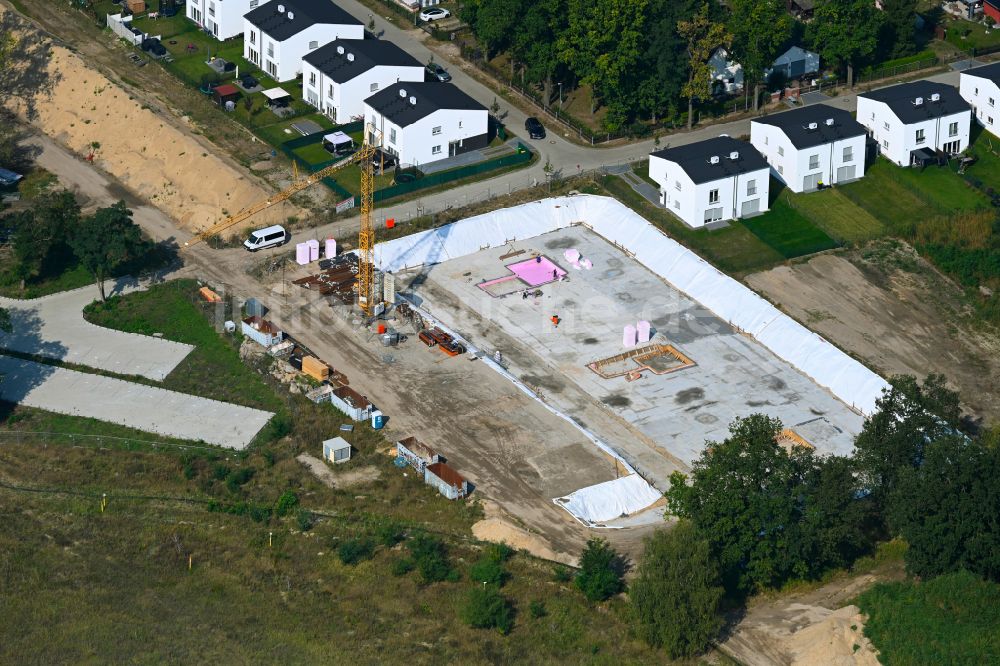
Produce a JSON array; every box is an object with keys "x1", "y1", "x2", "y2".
[{"x1": 371, "y1": 410, "x2": 385, "y2": 429}]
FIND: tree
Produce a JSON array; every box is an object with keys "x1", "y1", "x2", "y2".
[
  {"x1": 808, "y1": 0, "x2": 882, "y2": 87},
  {"x1": 853, "y1": 374, "x2": 961, "y2": 516},
  {"x1": 461, "y1": 586, "x2": 514, "y2": 634},
  {"x1": 666, "y1": 414, "x2": 812, "y2": 593},
  {"x1": 637, "y1": 0, "x2": 699, "y2": 124},
  {"x1": 879, "y1": 0, "x2": 918, "y2": 60},
  {"x1": 71, "y1": 201, "x2": 149, "y2": 301},
  {"x1": 465, "y1": 0, "x2": 522, "y2": 59},
  {"x1": 0, "y1": 307, "x2": 10, "y2": 333},
  {"x1": 678, "y1": 3, "x2": 731, "y2": 130},
  {"x1": 407, "y1": 533, "x2": 454, "y2": 584},
  {"x1": 630, "y1": 522, "x2": 724, "y2": 657},
  {"x1": 888, "y1": 436, "x2": 1000, "y2": 582},
  {"x1": 726, "y1": 0, "x2": 792, "y2": 110},
  {"x1": 575, "y1": 538, "x2": 623, "y2": 602},
  {"x1": 0, "y1": 10, "x2": 61, "y2": 119},
  {"x1": 8, "y1": 190, "x2": 80, "y2": 288}
]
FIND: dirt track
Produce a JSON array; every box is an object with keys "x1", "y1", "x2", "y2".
[{"x1": 746, "y1": 248, "x2": 1000, "y2": 423}]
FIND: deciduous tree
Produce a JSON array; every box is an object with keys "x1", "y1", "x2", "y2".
[
  {"x1": 678, "y1": 3, "x2": 731, "y2": 130},
  {"x1": 808, "y1": 0, "x2": 882, "y2": 87},
  {"x1": 575, "y1": 538, "x2": 623, "y2": 602},
  {"x1": 726, "y1": 0, "x2": 792, "y2": 110},
  {"x1": 71, "y1": 201, "x2": 149, "y2": 301}
]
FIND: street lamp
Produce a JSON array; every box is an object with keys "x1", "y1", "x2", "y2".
[{"x1": 558, "y1": 82, "x2": 563, "y2": 108}]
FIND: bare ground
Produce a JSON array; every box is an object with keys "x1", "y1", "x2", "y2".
[
  {"x1": 746, "y1": 246, "x2": 1000, "y2": 424},
  {"x1": 296, "y1": 453, "x2": 380, "y2": 489}
]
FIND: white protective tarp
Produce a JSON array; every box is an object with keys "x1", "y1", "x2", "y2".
[
  {"x1": 554, "y1": 474, "x2": 664, "y2": 526},
  {"x1": 373, "y1": 194, "x2": 890, "y2": 416}
]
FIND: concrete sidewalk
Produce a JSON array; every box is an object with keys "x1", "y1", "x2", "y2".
[
  {"x1": 0, "y1": 354, "x2": 273, "y2": 448},
  {"x1": 0, "y1": 278, "x2": 193, "y2": 381}
]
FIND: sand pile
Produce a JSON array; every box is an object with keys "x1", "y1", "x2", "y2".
[
  {"x1": 472, "y1": 500, "x2": 572, "y2": 565},
  {"x1": 2, "y1": 8, "x2": 300, "y2": 232},
  {"x1": 783, "y1": 604, "x2": 880, "y2": 666}
]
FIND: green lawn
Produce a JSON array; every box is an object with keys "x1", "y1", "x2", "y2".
[
  {"x1": 961, "y1": 128, "x2": 1000, "y2": 194},
  {"x1": 83, "y1": 280, "x2": 280, "y2": 412},
  {"x1": 252, "y1": 114, "x2": 336, "y2": 147},
  {"x1": 0, "y1": 264, "x2": 94, "y2": 299},
  {"x1": 856, "y1": 571, "x2": 1000, "y2": 665},
  {"x1": 886, "y1": 160, "x2": 989, "y2": 211},
  {"x1": 785, "y1": 188, "x2": 885, "y2": 244},
  {"x1": 838, "y1": 161, "x2": 939, "y2": 235},
  {"x1": 741, "y1": 192, "x2": 839, "y2": 259},
  {"x1": 943, "y1": 16, "x2": 1000, "y2": 51},
  {"x1": 131, "y1": 13, "x2": 193, "y2": 40}
]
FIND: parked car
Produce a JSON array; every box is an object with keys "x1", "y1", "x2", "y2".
[
  {"x1": 525, "y1": 117, "x2": 546, "y2": 139},
  {"x1": 244, "y1": 225, "x2": 288, "y2": 252},
  {"x1": 425, "y1": 62, "x2": 451, "y2": 82},
  {"x1": 419, "y1": 7, "x2": 450, "y2": 21}
]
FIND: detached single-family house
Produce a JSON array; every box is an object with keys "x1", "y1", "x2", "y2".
[
  {"x1": 243, "y1": 0, "x2": 364, "y2": 82},
  {"x1": 959, "y1": 63, "x2": 1000, "y2": 139},
  {"x1": 709, "y1": 47, "x2": 743, "y2": 95},
  {"x1": 396, "y1": 436, "x2": 439, "y2": 472},
  {"x1": 302, "y1": 38, "x2": 424, "y2": 124},
  {"x1": 649, "y1": 136, "x2": 771, "y2": 228},
  {"x1": 424, "y1": 462, "x2": 468, "y2": 500},
  {"x1": 986, "y1": 0, "x2": 1000, "y2": 22},
  {"x1": 363, "y1": 82, "x2": 489, "y2": 168},
  {"x1": 765, "y1": 46, "x2": 820, "y2": 81},
  {"x1": 188, "y1": 0, "x2": 269, "y2": 40},
  {"x1": 750, "y1": 104, "x2": 867, "y2": 192},
  {"x1": 857, "y1": 81, "x2": 971, "y2": 167}
]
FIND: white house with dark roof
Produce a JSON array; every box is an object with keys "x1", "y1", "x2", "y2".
[
  {"x1": 302, "y1": 38, "x2": 424, "y2": 123},
  {"x1": 857, "y1": 81, "x2": 971, "y2": 167},
  {"x1": 649, "y1": 136, "x2": 770, "y2": 228},
  {"x1": 959, "y1": 63, "x2": 1000, "y2": 139},
  {"x1": 243, "y1": 0, "x2": 364, "y2": 82},
  {"x1": 188, "y1": 0, "x2": 270, "y2": 40},
  {"x1": 750, "y1": 104, "x2": 867, "y2": 192},
  {"x1": 363, "y1": 82, "x2": 489, "y2": 168}
]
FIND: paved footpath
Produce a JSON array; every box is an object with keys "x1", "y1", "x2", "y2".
[
  {"x1": 0, "y1": 279, "x2": 193, "y2": 381},
  {"x1": 0, "y1": 355, "x2": 273, "y2": 448}
]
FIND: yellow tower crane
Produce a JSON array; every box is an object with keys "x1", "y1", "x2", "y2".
[{"x1": 184, "y1": 126, "x2": 381, "y2": 316}]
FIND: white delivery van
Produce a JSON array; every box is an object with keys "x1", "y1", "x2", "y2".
[{"x1": 244, "y1": 225, "x2": 288, "y2": 252}]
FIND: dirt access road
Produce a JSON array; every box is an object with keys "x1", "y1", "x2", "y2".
[{"x1": 747, "y1": 248, "x2": 1000, "y2": 423}]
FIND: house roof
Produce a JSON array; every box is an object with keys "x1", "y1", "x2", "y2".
[
  {"x1": 244, "y1": 0, "x2": 362, "y2": 41},
  {"x1": 303, "y1": 38, "x2": 421, "y2": 84},
  {"x1": 426, "y1": 462, "x2": 466, "y2": 488},
  {"x1": 323, "y1": 436, "x2": 351, "y2": 451},
  {"x1": 963, "y1": 62, "x2": 1000, "y2": 85},
  {"x1": 0, "y1": 167, "x2": 23, "y2": 186},
  {"x1": 214, "y1": 84, "x2": 240, "y2": 97},
  {"x1": 333, "y1": 385, "x2": 371, "y2": 409},
  {"x1": 364, "y1": 82, "x2": 486, "y2": 128},
  {"x1": 651, "y1": 136, "x2": 769, "y2": 185},
  {"x1": 860, "y1": 81, "x2": 970, "y2": 123},
  {"x1": 773, "y1": 45, "x2": 818, "y2": 67},
  {"x1": 752, "y1": 104, "x2": 865, "y2": 149}
]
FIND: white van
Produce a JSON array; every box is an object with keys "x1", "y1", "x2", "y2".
[{"x1": 243, "y1": 225, "x2": 288, "y2": 252}]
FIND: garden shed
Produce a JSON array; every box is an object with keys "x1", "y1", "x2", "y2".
[
  {"x1": 213, "y1": 84, "x2": 240, "y2": 107},
  {"x1": 322, "y1": 436, "x2": 351, "y2": 463}
]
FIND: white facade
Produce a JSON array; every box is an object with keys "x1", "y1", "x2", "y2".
[
  {"x1": 243, "y1": 21, "x2": 364, "y2": 82},
  {"x1": 187, "y1": 0, "x2": 268, "y2": 40},
  {"x1": 649, "y1": 154, "x2": 770, "y2": 229},
  {"x1": 303, "y1": 60, "x2": 424, "y2": 123},
  {"x1": 959, "y1": 71, "x2": 1000, "y2": 139},
  {"x1": 364, "y1": 104, "x2": 489, "y2": 168},
  {"x1": 750, "y1": 122, "x2": 866, "y2": 193},
  {"x1": 857, "y1": 95, "x2": 971, "y2": 167},
  {"x1": 709, "y1": 47, "x2": 743, "y2": 94}
]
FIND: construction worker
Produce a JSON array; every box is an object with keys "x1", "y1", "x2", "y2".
[{"x1": 551, "y1": 315, "x2": 560, "y2": 328}]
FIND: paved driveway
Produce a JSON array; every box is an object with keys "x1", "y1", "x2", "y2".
[{"x1": 0, "y1": 279, "x2": 193, "y2": 381}]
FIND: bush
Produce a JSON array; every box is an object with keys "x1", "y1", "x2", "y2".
[
  {"x1": 212, "y1": 463, "x2": 231, "y2": 481},
  {"x1": 529, "y1": 600, "x2": 547, "y2": 618},
  {"x1": 553, "y1": 565, "x2": 573, "y2": 583},
  {"x1": 338, "y1": 538, "x2": 375, "y2": 566},
  {"x1": 296, "y1": 509, "x2": 315, "y2": 532},
  {"x1": 484, "y1": 541, "x2": 515, "y2": 563},
  {"x1": 407, "y1": 533, "x2": 453, "y2": 584},
  {"x1": 575, "y1": 538, "x2": 623, "y2": 602},
  {"x1": 225, "y1": 467, "x2": 255, "y2": 494},
  {"x1": 375, "y1": 520, "x2": 404, "y2": 548},
  {"x1": 461, "y1": 586, "x2": 514, "y2": 635},
  {"x1": 391, "y1": 558, "x2": 415, "y2": 576},
  {"x1": 274, "y1": 490, "x2": 299, "y2": 517},
  {"x1": 469, "y1": 557, "x2": 506, "y2": 588}
]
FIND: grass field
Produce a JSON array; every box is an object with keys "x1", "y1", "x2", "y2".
[
  {"x1": 741, "y1": 192, "x2": 839, "y2": 259},
  {"x1": 856, "y1": 571, "x2": 1000, "y2": 665},
  {"x1": 784, "y1": 188, "x2": 885, "y2": 244},
  {"x1": 83, "y1": 280, "x2": 280, "y2": 412},
  {"x1": 838, "y1": 161, "x2": 942, "y2": 236}
]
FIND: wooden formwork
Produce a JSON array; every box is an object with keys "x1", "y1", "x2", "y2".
[{"x1": 587, "y1": 343, "x2": 695, "y2": 379}]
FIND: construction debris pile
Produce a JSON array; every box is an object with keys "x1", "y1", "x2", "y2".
[{"x1": 292, "y1": 254, "x2": 360, "y2": 305}]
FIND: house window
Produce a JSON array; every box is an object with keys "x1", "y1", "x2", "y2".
[
  {"x1": 777, "y1": 165, "x2": 784, "y2": 175},
  {"x1": 870, "y1": 112, "x2": 875, "y2": 120},
  {"x1": 843, "y1": 146, "x2": 853, "y2": 162},
  {"x1": 975, "y1": 87, "x2": 979, "y2": 95},
  {"x1": 370, "y1": 82, "x2": 379, "y2": 92},
  {"x1": 704, "y1": 207, "x2": 723, "y2": 223},
  {"x1": 432, "y1": 145, "x2": 442, "y2": 155},
  {"x1": 990, "y1": 97, "x2": 996, "y2": 107},
  {"x1": 747, "y1": 179, "x2": 756, "y2": 196},
  {"x1": 306, "y1": 90, "x2": 318, "y2": 106},
  {"x1": 208, "y1": 3, "x2": 215, "y2": 17},
  {"x1": 778, "y1": 146, "x2": 784, "y2": 156},
  {"x1": 674, "y1": 200, "x2": 680, "y2": 210},
  {"x1": 250, "y1": 0, "x2": 258, "y2": 6},
  {"x1": 708, "y1": 188, "x2": 720, "y2": 204},
  {"x1": 389, "y1": 128, "x2": 397, "y2": 144},
  {"x1": 267, "y1": 43, "x2": 274, "y2": 58},
  {"x1": 266, "y1": 60, "x2": 277, "y2": 77},
  {"x1": 808, "y1": 154, "x2": 819, "y2": 170},
  {"x1": 949, "y1": 122, "x2": 959, "y2": 137},
  {"x1": 764, "y1": 136, "x2": 768, "y2": 145},
  {"x1": 309, "y1": 72, "x2": 316, "y2": 86},
  {"x1": 990, "y1": 117, "x2": 995, "y2": 125},
  {"x1": 309, "y1": 40, "x2": 318, "y2": 50},
  {"x1": 328, "y1": 84, "x2": 333, "y2": 96},
  {"x1": 674, "y1": 180, "x2": 681, "y2": 192},
  {"x1": 915, "y1": 128, "x2": 925, "y2": 144},
  {"x1": 882, "y1": 138, "x2": 889, "y2": 149},
  {"x1": 432, "y1": 126, "x2": 442, "y2": 135},
  {"x1": 249, "y1": 31, "x2": 255, "y2": 44},
  {"x1": 459, "y1": 121, "x2": 463, "y2": 128}
]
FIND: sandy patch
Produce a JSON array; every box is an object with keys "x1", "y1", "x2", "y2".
[
  {"x1": 296, "y1": 453, "x2": 380, "y2": 489},
  {"x1": 785, "y1": 605, "x2": 879, "y2": 666},
  {"x1": 2, "y1": 6, "x2": 300, "y2": 233},
  {"x1": 472, "y1": 499, "x2": 573, "y2": 565}
]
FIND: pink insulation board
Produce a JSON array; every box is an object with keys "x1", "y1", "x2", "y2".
[
  {"x1": 507, "y1": 255, "x2": 567, "y2": 287},
  {"x1": 325, "y1": 238, "x2": 337, "y2": 258},
  {"x1": 295, "y1": 242, "x2": 310, "y2": 266},
  {"x1": 637, "y1": 320, "x2": 651, "y2": 343},
  {"x1": 623, "y1": 324, "x2": 637, "y2": 348},
  {"x1": 306, "y1": 239, "x2": 320, "y2": 262}
]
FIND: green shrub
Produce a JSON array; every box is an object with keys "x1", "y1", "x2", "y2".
[
  {"x1": 296, "y1": 509, "x2": 315, "y2": 532},
  {"x1": 484, "y1": 542, "x2": 515, "y2": 563},
  {"x1": 529, "y1": 600, "x2": 547, "y2": 618},
  {"x1": 407, "y1": 533, "x2": 453, "y2": 584},
  {"x1": 225, "y1": 467, "x2": 255, "y2": 494},
  {"x1": 469, "y1": 557, "x2": 506, "y2": 588},
  {"x1": 553, "y1": 564, "x2": 573, "y2": 583},
  {"x1": 338, "y1": 538, "x2": 375, "y2": 566},
  {"x1": 375, "y1": 520, "x2": 404, "y2": 547},
  {"x1": 274, "y1": 490, "x2": 299, "y2": 517},
  {"x1": 461, "y1": 586, "x2": 514, "y2": 634},
  {"x1": 212, "y1": 463, "x2": 231, "y2": 481},
  {"x1": 575, "y1": 538, "x2": 623, "y2": 602},
  {"x1": 391, "y1": 558, "x2": 415, "y2": 576}
]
